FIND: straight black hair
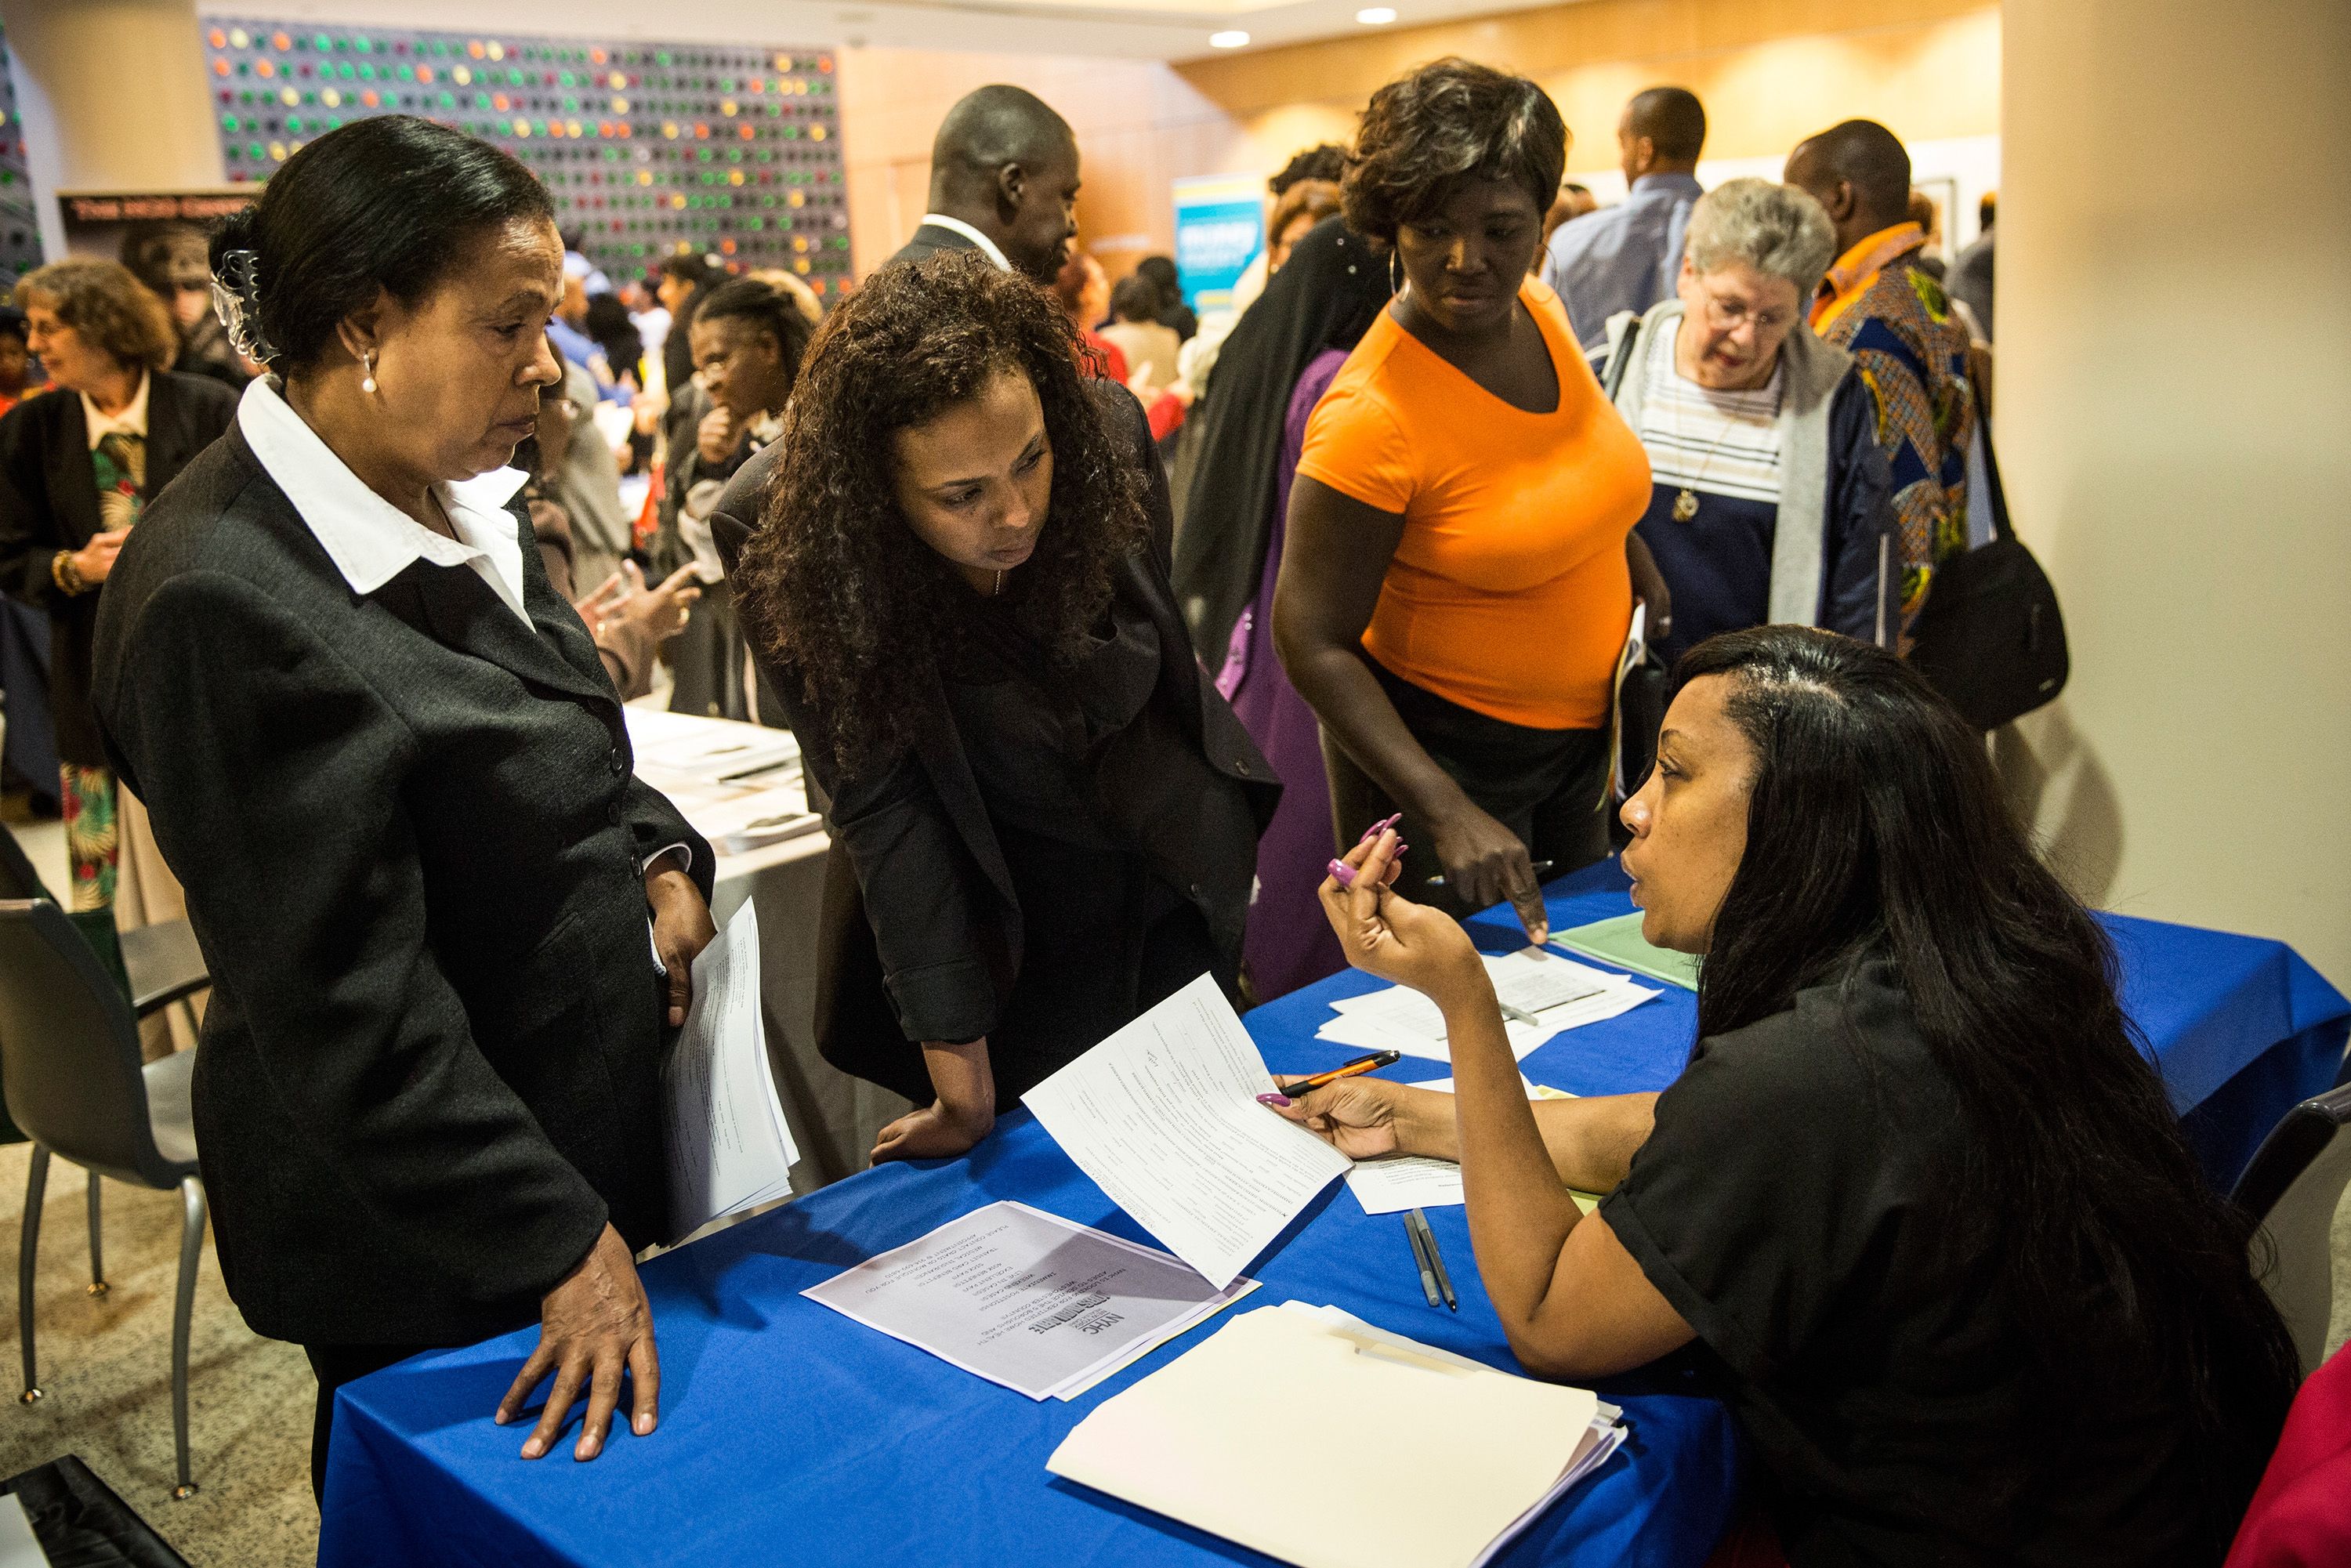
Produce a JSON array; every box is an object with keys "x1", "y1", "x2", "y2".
[
  {"x1": 209, "y1": 115, "x2": 553, "y2": 370},
  {"x1": 1674, "y1": 626, "x2": 2297, "y2": 1555}
]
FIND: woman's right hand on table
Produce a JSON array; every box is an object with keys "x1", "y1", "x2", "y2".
[
  {"x1": 1425, "y1": 803, "x2": 1550, "y2": 944},
  {"x1": 495, "y1": 1222, "x2": 659, "y2": 1462}
]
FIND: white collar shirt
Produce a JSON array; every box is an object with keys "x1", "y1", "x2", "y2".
[
  {"x1": 236, "y1": 377, "x2": 534, "y2": 628},
  {"x1": 918, "y1": 212, "x2": 1012, "y2": 272},
  {"x1": 81, "y1": 371, "x2": 151, "y2": 450}
]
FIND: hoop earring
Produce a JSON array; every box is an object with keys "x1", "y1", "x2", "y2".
[
  {"x1": 360, "y1": 351, "x2": 377, "y2": 395},
  {"x1": 1388, "y1": 248, "x2": 1403, "y2": 299}
]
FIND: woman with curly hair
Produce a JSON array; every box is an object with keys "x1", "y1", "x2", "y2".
[
  {"x1": 730, "y1": 251, "x2": 1277, "y2": 1162},
  {"x1": 1275, "y1": 60, "x2": 1665, "y2": 943}
]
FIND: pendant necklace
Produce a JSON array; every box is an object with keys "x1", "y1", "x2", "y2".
[
  {"x1": 993, "y1": 568, "x2": 1005, "y2": 596},
  {"x1": 1671, "y1": 381, "x2": 1783, "y2": 523}
]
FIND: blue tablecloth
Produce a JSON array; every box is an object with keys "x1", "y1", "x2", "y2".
[{"x1": 318, "y1": 860, "x2": 2347, "y2": 1567}]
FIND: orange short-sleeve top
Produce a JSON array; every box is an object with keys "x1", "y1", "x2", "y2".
[{"x1": 1294, "y1": 277, "x2": 1652, "y2": 730}]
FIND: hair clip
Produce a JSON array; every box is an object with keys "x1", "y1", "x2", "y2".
[{"x1": 211, "y1": 247, "x2": 277, "y2": 364}]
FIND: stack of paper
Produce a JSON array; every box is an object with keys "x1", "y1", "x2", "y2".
[
  {"x1": 663, "y1": 900, "x2": 799, "y2": 1242},
  {"x1": 802, "y1": 1200, "x2": 1256, "y2": 1400},
  {"x1": 1317, "y1": 950, "x2": 1657, "y2": 1061},
  {"x1": 623, "y1": 707, "x2": 823, "y2": 854},
  {"x1": 1047, "y1": 1302, "x2": 1627, "y2": 1568},
  {"x1": 1024, "y1": 974, "x2": 1353, "y2": 1290},
  {"x1": 1341, "y1": 1076, "x2": 1590, "y2": 1216}
]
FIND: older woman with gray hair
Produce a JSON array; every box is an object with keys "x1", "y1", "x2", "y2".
[{"x1": 1596, "y1": 176, "x2": 1896, "y2": 668}]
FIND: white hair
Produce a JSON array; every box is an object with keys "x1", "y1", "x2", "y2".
[{"x1": 1685, "y1": 177, "x2": 1838, "y2": 299}]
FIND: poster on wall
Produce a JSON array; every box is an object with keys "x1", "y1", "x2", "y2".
[
  {"x1": 1171, "y1": 173, "x2": 1263, "y2": 314},
  {"x1": 199, "y1": 20, "x2": 849, "y2": 296}
]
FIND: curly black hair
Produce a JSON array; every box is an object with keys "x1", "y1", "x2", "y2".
[
  {"x1": 734, "y1": 250, "x2": 1147, "y2": 779},
  {"x1": 1340, "y1": 59, "x2": 1567, "y2": 246}
]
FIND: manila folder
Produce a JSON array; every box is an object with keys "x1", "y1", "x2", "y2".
[{"x1": 1045, "y1": 1305, "x2": 1598, "y2": 1568}]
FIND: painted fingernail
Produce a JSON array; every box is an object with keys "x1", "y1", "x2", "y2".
[
  {"x1": 1328, "y1": 859, "x2": 1357, "y2": 888},
  {"x1": 1359, "y1": 812, "x2": 1402, "y2": 843},
  {"x1": 1394, "y1": 842, "x2": 1409, "y2": 856},
  {"x1": 1256, "y1": 1092, "x2": 1292, "y2": 1107}
]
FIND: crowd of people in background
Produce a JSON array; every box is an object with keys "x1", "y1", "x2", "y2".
[{"x1": 31, "y1": 49, "x2": 2325, "y2": 1568}]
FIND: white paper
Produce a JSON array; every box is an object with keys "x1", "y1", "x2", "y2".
[
  {"x1": 1024, "y1": 973, "x2": 1353, "y2": 1290},
  {"x1": 624, "y1": 706, "x2": 802, "y2": 781},
  {"x1": 0, "y1": 1497, "x2": 45, "y2": 1568},
  {"x1": 662, "y1": 899, "x2": 799, "y2": 1242},
  {"x1": 1346, "y1": 1156, "x2": 1469, "y2": 1215},
  {"x1": 802, "y1": 1200, "x2": 1254, "y2": 1401},
  {"x1": 1318, "y1": 955, "x2": 1659, "y2": 1063}
]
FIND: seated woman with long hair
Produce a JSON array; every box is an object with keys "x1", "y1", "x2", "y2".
[
  {"x1": 732, "y1": 252, "x2": 1274, "y2": 1164},
  {"x1": 1273, "y1": 625, "x2": 2297, "y2": 1565}
]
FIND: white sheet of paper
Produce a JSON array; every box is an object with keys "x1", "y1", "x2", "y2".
[
  {"x1": 662, "y1": 899, "x2": 799, "y2": 1242},
  {"x1": 802, "y1": 1200, "x2": 1255, "y2": 1401},
  {"x1": 1346, "y1": 1156, "x2": 1467, "y2": 1215},
  {"x1": 0, "y1": 1497, "x2": 45, "y2": 1568},
  {"x1": 1318, "y1": 971, "x2": 1659, "y2": 1062},
  {"x1": 1024, "y1": 973, "x2": 1353, "y2": 1290}
]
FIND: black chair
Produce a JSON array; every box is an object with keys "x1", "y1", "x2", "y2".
[
  {"x1": 0, "y1": 822, "x2": 208, "y2": 1018},
  {"x1": 0, "y1": 822, "x2": 208, "y2": 1298},
  {"x1": 2232, "y1": 1082, "x2": 2351, "y2": 1377},
  {"x1": 0, "y1": 899, "x2": 206, "y2": 1500}
]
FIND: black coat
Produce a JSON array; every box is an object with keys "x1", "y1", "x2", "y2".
[
  {"x1": 885, "y1": 222, "x2": 983, "y2": 271},
  {"x1": 0, "y1": 372, "x2": 237, "y2": 766},
  {"x1": 709, "y1": 386, "x2": 1278, "y2": 1099},
  {"x1": 90, "y1": 425, "x2": 712, "y2": 1348}
]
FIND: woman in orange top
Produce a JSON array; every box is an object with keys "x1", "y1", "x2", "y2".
[{"x1": 1275, "y1": 60, "x2": 1666, "y2": 940}]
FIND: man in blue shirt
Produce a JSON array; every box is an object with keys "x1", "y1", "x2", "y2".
[{"x1": 1543, "y1": 87, "x2": 1707, "y2": 350}]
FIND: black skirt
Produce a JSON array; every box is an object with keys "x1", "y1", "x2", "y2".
[{"x1": 1319, "y1": 654, "x2": 1610, "y2": 918}]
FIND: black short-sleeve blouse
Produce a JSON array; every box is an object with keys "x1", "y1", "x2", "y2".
[{"x1": 1599, "y1": 958, "x2": 2208, "y2": 1566}]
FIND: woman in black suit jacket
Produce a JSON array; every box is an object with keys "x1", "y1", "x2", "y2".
[
  {"x1": 87, "y1": 118, "x2": 716, "y2": 1494},
  {"x1": 732, "y1": 252, "x2": 1277, "y2": 1164},
  {"x1": 0, "y1": 259, "x2": 236, "y2": 910}
]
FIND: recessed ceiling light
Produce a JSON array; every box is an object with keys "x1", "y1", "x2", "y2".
[
  {"x1": 1356, "y1": 6, "x2": 1397, "y2": 21},
  {"x1": 1208, "y1": 29, "x2": 1250, "y2": 47}
]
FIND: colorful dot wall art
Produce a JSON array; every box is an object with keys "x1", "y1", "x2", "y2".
[
  {"x1": 201, "y1": 20, "x2": 849, "y2": 294},
  {"x1": 0, "y1": 27, "x2": 45, "y2": 288}
]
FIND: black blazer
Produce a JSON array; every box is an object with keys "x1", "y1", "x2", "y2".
[
  {"x1": 885, "y1": 222, "x2": 983, "y2": 271},
  {"x1": 710, "y1": 386, "x2": 1277, "y2": 1093},
  {"x1": 90, "y1": 425, "x2": 712, "y2": 1348},
  {"x1": 0, "y1": 373, "x2": 237, "y2": 766}
]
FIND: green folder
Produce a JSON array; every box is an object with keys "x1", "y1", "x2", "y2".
[{"x1": 1552, "y1": 912, "x2": 1701, "y2": 991}]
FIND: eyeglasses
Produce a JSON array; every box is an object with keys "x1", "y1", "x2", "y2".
[{"x1": 1698, "y1": 292, "x2": 1794, "y2": 333}]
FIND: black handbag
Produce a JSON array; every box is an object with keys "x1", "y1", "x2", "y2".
[{"x1": 1905, "y1": 383, "x2": 2069, "y2": 730}]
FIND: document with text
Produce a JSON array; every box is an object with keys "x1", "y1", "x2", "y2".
[
  {"x1": 662, "y1": 898, "x2": 799, "y2": 1243},
  {"x1": 802, "y1": 1200, "x2": 1255, "y2": 1400},
  {"x1": 1024, "y1": 973, "x2": 1353, "y2": 1290}
]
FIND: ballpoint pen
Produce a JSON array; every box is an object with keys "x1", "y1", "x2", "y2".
[
  {"x1": 1407, "y1": 1208, "x2": 1458, "y2": 1311},
  {"x1": 1425, "y1": 860, "x2": 1553, "y2": 889},
  {"x1": 1262, "y1": 1050, "x2": 1400, "y2": 1103},
  {"x1": 1403, "y1": 1212, "x2": 1442, "y2": 1308}
]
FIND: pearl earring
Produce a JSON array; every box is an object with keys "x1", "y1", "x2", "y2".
[{"x1": 360, "y1": 351, "x2": 377, "y2": 395}]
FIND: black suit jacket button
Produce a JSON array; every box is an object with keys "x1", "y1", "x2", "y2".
[
  {"x1": 1233, "y1": 759, "x2": 1250, "y2": 777},
  {"x1": 609, "y1": 748, "x2": 626, "y2": 777}
]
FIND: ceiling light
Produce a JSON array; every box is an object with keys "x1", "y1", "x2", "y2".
[
  {"x1": 1208, "y1": 30, "x2": 1250, "y2": 47},
  {"x1": 1356, "y1": 6, "x2": 1397, "y2": 21}
]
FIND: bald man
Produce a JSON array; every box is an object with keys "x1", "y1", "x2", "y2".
[
  {"x1": 1786, "y1": 120, "x2": 1974, "y2": 639},
  {"x1": 891, "y1": 85, "x2": 1081, "y2": 284},
  {"x1": 1541, "y1": 85, "x2": 1706, "y2": 350}
]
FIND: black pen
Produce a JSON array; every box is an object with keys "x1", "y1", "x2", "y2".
[
  {"x1": 1403, "y1": 1212, "x2": 1441, "y2": 1308},
  {"x1": 1407, "y1": 1208, "x2": 1457, "y2": 1310},
  {"x1": 1426, "y1": 860, "x2": 1553, "y2": 889}
]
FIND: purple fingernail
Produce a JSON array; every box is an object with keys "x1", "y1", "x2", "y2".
[
  {"x1": 1328, "y1": 859, "x2": 1357, "y2": 888},
  {"x1": 1256, "y1": 1092, "x2": 1293, "y2": 1107},
  {"x1": 1359, "y1": 812, "x2": 1403, "y2": 843}
]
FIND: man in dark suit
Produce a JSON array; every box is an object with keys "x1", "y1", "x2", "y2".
[{"x1": 887, "y1": 85, "x2": 1082, "y2": 284}]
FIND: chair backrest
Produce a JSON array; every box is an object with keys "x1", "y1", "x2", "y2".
[
  {"x1": 2233, "y1": 1083, "x2": 2351, "y2": 1377},
  {"x1": 0, "y1": 823, "x2": 45, "y2": 901},
  {"x1": 0, "y1": 899, "x2": 172, "y2": 1186}
]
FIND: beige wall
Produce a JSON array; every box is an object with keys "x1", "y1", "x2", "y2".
[
  {"x1": 0, "y1": 0, "x2": 223, "y2": 221},
  {"x1": 1996, "y1": 0, "x2": 2351, "y2": 983},
  {"x1": 837, "y1": 0, "x2": 2000, "y2": 278}
]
